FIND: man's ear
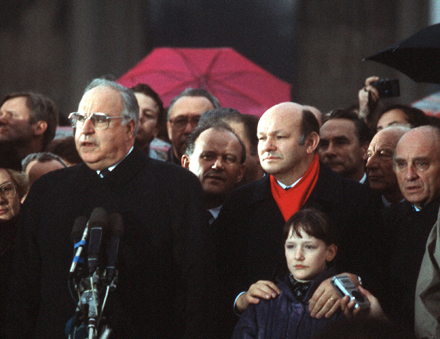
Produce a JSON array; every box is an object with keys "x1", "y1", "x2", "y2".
[
  {"x1": 236, "y1": 164, "x2": 246, "y2": 184},
  {"x1": 125, "y1": 119, "x2": 136, "y2": 140},
  {"x1": 361, "y1": 142, "x2": 369, "y2": 161},
  {"x1": 306, "y1": 132, "x2": 320, "y2": 154},
  {"x1": 167, "y1": 121, "x2": 173, "y2": 141},
  {"x1": 153, "y1": 125, "x2": 160, "y2": 139},
  {"x1": 32, "y1": 121, "x2": 47, "y2": 137},
  {"x1": 181, "y1": 154, "x2": 190, "y2": 169}
]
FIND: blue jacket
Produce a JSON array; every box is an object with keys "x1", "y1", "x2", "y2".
[{"x1": 231, "y1": 268, "x2": 343, "y2": 339}]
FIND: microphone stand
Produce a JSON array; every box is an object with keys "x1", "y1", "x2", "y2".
[
  {"x1": 68, "y1": 268, "x2": 118, "y2": 338},
  {"x1": 67, "y1": 210, "x2": 122, "y2": 339}
]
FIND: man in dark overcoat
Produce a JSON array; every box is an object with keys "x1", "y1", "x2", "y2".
[
  {"x1": 7, "y1": 79, "x2": 212, "y2": 338},
  {"x1": 215, "y1": 102, "x2": 379, "y2": 337}
]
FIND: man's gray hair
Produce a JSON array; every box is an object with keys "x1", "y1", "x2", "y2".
[
  {"x1": 22, "y1": 152, "x2": 67, "y2": 173},
  {"x1": 167, "y1": 88, "x2": 221, "y2": 120},
  {"x1": 84, "y1": 78, "x2": 139, "y2": 134}
]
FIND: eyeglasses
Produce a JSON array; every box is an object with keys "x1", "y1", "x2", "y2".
[
  {"x1": 0, "y1": 182, "x2": 17, "y2": 199},
  {"x1": 68, "y1": 112, "x2": 128, "y2": 130},
  {"x1": 169, "y1": 115, "x2": 200, "y2": 130}
]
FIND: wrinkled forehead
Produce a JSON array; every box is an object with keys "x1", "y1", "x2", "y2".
[
  {"x1": 320, "y1": 119, "x2": 357, "y2": 138},
  {"x1": 170, "y1": 96, "x2": 214, "y2": 119},
  {"x1": 370, "y1": 130, "x2": 400, "y2": 151},
  {"x1": 78, "y1": 86, "x2": 124, "y2": 116},
  {"x1": 396, "y1": 128, "x2": 440, "y2": 158},
  {"x1": 197, "y1": 128, "x2": 241, "y2": 151}
]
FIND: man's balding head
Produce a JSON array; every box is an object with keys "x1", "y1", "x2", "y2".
[
  {"x1": 366, "y1": 126, "x2": 410, "y2": 204},
  {"x1": 257, "y1": 103, "x2": 319, "y2": 185},
  {"x1": 394, "y1": 126, "x2": 440, "y2": 209}
]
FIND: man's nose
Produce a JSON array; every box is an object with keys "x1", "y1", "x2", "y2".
[
  {"x1": 366, "y1": 153, "x2": 378, "y2": 169},
  {"x1": 404, "y1": 164, "x2": 419, "y2": 180},
  {"x1": 81, "y1": 117, "x2": 95, "y2": 134},
  {"x1": 183, "y1": 120, "x2": 194, "y2": 134},
  {"x1": 324, "y1": 143, "x2": 337, "y2": 156},
  {"x1": 261, "y1": 137, "x2": 276, "y2": 152},
  {"x1": 0, "y1": 112, "x2": 8, "y2": 123},
  {"x1": 212, "y1": 157, "x2": 225, "y2": 170}
]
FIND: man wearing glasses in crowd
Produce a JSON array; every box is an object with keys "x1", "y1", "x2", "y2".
[
  {"x1": 167, "y1": 88, "x2": 221, "y2": 165},
  {"x1": 7, "y1": 78, "x2": 212, "y2": 338}
]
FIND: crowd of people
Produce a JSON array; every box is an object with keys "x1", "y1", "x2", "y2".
[{"x1": 0, "y1": 75, "x2": 440, "y2": 338}]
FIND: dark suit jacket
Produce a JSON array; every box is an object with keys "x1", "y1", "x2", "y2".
[
  {"x1": 7, "y1": 147, "x2": 212, "y2": 338},
  {"x1": 380, "y1": 198, "x2": 440, "y2": 332},
  {"x1": 215, "y1": 163, "x2": 380, "y2": 332}
]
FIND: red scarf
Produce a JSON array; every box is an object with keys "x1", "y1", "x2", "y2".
[{"x1": 270, "y1": 153, "x2": 320, "y2": 221}]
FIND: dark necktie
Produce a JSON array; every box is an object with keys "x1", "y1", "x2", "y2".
[
  {"x1": 100, "y1": 168, "x2": 110, "y2": 178},
  {"x1": 205, "y1": 210, "x2": 214, "y2": 225}
]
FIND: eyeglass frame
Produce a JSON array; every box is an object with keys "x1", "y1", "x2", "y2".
[
  {"x1": 168, "y1": 114, "x2": 201, "y2": 130},
  {"x1": 0, "y1": 182, "x2": 17, "y2": 199},
  {"x1": 68, "y1": 112, "x2": 130, "y2": 130}
]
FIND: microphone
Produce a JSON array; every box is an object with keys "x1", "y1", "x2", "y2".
[
  {"x1": 106, "y1": 213, "x2": 124, "y2": 284},
  {"x1": 69, "y1": 216, "x2": 88, "y2": 276},
  {"x1": 87, "y1": 207, "x2": 108, "y2": 276}
]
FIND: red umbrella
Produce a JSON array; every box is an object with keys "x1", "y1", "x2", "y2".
[{"x1": 118, "y1": 47, "x2": 291, "y2": 117}]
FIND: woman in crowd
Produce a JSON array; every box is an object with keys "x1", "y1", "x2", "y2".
[{"x1": 0, "y1": 165, "x2": 29, "y2": 333}]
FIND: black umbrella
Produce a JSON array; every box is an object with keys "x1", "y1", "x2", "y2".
[{"x1": 364, "y1": 23, "x2": 440, "y2": 84}]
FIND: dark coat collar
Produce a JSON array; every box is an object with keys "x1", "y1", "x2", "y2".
[
  {"x1": 76, "y1": 146, "x2": 149, "y2": 192},
  {"x1": 250, "y1": 161, "x2": 341, "y2": 207},
  {"x1": 168, "y1": 147, "x2": 181, "y2": 166}
]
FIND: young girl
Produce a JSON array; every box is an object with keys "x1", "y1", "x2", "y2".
[{"x1": 231, "y1": 208, "x2": 343, "y2": 339}]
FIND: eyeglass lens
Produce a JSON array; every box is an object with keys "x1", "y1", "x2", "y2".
[
  {"x1": 0, "y1": 182, "x2": 16, "y2": 199},
  {"x1": 69, "y1": 113, "x2": 110, "y2": 130},
  {"x1": 171, "y1": 116, "x2": 200, "y2": 129}
]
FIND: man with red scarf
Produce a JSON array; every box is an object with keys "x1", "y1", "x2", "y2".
[{"x1": 215, "y1": 102, "x2": 379, "y2": 337}]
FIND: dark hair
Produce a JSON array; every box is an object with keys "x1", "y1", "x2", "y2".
[
  {"x1": 0, "y1": 144, "x2": 22, "y2": 171},
  {"x1": 130, "y1": 83, "x2": 165, "y2": 132},
  {"x1": 200, "y1": 107, "x2": 243, "y2": 124},
  {"x1": 185, "y1": 120, "x2": 246, "y2": 164},
  {"x1": 22, "y1": 152, "x2": 67, "y2": 172},
  {"x1": 46, "y1": 136, "x2": 82, "y2": 165},
  {"x1": 375, "y1": 104, "x2": 430, "y2": 130},
  {"x1": 199, "y1": 108, "x2": 259, "y2": 155},
  {"x1": 323, "y1": 108, "x2": 372, "y2": 145},
  {"x1": 167, "y1": 88, "x2": 221, "y2": 120},
  {"x1": 242, "y1": 114, "x2": 259, "y2": 156},
  {"x1": 1, "y1": 92, "x2": 59, "y2": 149},
  {"x1": 428, "y1": 115, "x2": 440, "y2": 128},
  {"x1": 299, "y1": 109, "x2": 320, "y2": 145},
  {"x1": 283, "y1": 208, "x2": 337, "y2": 246}
]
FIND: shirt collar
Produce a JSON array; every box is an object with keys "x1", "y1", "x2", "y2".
[
  {"x1": 97, "y1": 146, "x2": 134, "y2": 177},
  {"x1": 359, "y1": 172, "x2": 367, "y2": 184},
  {"x1": 276, "y1": 176, "x2": 302, "y2": 190},
  {"x1": 208, "y1": 205, "x2": 222, "y2": 220}
]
